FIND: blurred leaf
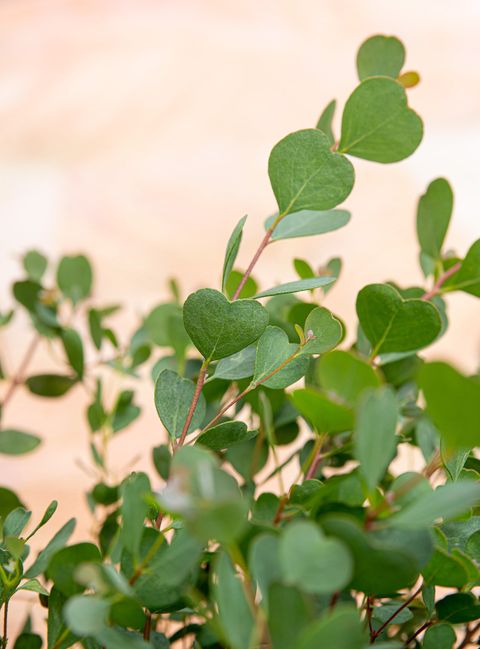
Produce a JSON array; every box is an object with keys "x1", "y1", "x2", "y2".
[
  {"x1": 291, "y1": 388, "x2": 353, "y2": 434},
  {"x1": 46, "y1": 543, "x2": 101, "y2": 596},
  {"x1": 317, "y1": 350, "x2": 381, "y2": 406},
  {"x1": 423, "y1": 623, "x2": 456, "y2": 649},
  {"x1": 61, "y1": 328, "x2": 84, "y2": 378},
  {"x1": 111, "y1": 390, "x2": 141, "y2": 433},
  {"x1": 119, "y1": 472, "x2": 151, "y2": 560},
  {"x1": 212, "y1": 344, "x2": 256, "y2": 381},
  {"x1": 356, "y1": 35, "x2": 405, "y2": 80},
  {"x1": 225, "y1": 270, "x2": 258, "y2": 299},
  {"x1": 316, "y1": 98, "x2": 336, "y2": 144},
  {"x1": 63, "y1": 594, "x2": 109, "y2": 636},
  {"x1": 416, "y1": 178, "x2": 453, "y2": 260},
  {"x1": 26, "y1": 374, "x2": 77, "y2": 398},
  {"x1": 0, "y1": 429, "x2": 41, "y2": 455},
  {"x1": 23, "y1": 250, "x2": 48, "y2": 282},
  {"x1": 25, "y1": 518, "x2": 76, "y2": 578},
  {"x1": 445, "y1": 239, "x2": 480, "y2": 297},
  {"x1": 56, "y1": 255, "x2": 93, "y2": 305},
  {"x1": 298, "y1": 606, "x2": 366, "y2": 649}
]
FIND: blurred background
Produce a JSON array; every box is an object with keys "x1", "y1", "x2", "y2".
[{"x1": 1, "y1": 0, "x2": 480, "y2": 632}]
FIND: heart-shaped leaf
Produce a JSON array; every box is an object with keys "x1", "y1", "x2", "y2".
[
  {"x1": 356, "y1": 283, "x2": 442, "y2": 356},
  {"x1": 419, "y1": 362, "x2": 480, "y2": 449},
  {"x1": 279, "y1": 520, "x2": 352, "y2": 594},
  {"x1": 338, "y1": 77, "x2": 423, "y2": 163},
  {"x1": 154, "y1": 369, "x2": 206, "y2": 438},
  {"x1": 253, "y1": 326, "x2": 308, "y2": 389},
  {"x1": 356, "y1": 35, "x2": 405, "y2": 80},
  {"x1": 183, "y1": 289, "x2": 268, "y2": 361},
  {"x1": 268, "y1": 129, "x2": 354, "y2": 215},
  {"x1": 416, "y1": 178, "x2": 453, "y2": 260},
  {"x1": 300, "y1": 307, "x2": 343, "y2": 355}
]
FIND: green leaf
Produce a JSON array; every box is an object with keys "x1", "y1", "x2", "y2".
[
  {"x1": 26, "y1": 374, "x2": 77, "y2": 398},
  {"x1": 356, "y1": 35, "x2": 405, "y2": 80},
  {"x1": 212, "y1": 344, "x2": 256, "y2": 381},
  {"x1": 436, "y1": 592, "x2": 480, "y2": 623},
  {"x1": 268, "y1": 584, "x2": 311, "y2": 649},
  {"x1": 61, "y1": 328, "x2": 84, "y2": 378},
  {"x1": 12, "y1": 280, "x2": 42, "y2": 312},
  {"x1": 225, "y1": 269, "x2": 258, "y2": 299},
  {"x1": 389, "y1": 481, "x2": 480, "y2": 529},
  {"x1": 13, "y1": 632, "x2": 43, "y2": 649},
  {"x1": 119, "y1": 472, "x2": 151, "y2": 560},
  {"x1": 0, "y1": 429, "x2": 41, "y2": 455},
  {"x1": 4, "y1": 507, "x2": 31, "y2": 536},
  {"x1": 321, "y1": 516, "x2": 421, "y2": 594},
  {"x1": 291, "y1": 388, "x2": 354, "y2": 434},
  {"x1": 56, "y1": 255, "x2": 93, "y2": 305},
  {"x1": 152, "y1": 445, "x2": 171, "y2": 481},
  {"x1": 0, "y1": 487, "x2": 24, "y2": 518},
  {"x1": 17, "y1": 578, "x2": 49, "y2": 596},
  {"x1": 298, "y1": 606, "x2": 366, "y2": 649},
  {"x1": 356, "y1": 283, "x2": 441, "y2": 355},
  {"x1": 354, "y1": 387, "x2": 398, "y2": 491},
  {"x1": 64, "y1": 595, "x2": 109, "y2": 635},
  {"x1": 423, "y1": 623, "x2": 456, "y2": 649},
  {"x1": 183, "y1": 288, "x2": 268, "y2": 361},
  {"x1": 249, "y1": 534, "x2": 282, "y2": 611},
  {"x1": 316, "y1": 99, "x2": 336, "y2": 144},
  {"x1": 300, "y1": 307, "x2": 343, "y2": 355},
  {"x1": 222, "y1": 215, "x2": 247, "y2": 292},
  {"x1": 213, "y1": 552, "x2": 255, "y2": 649},
  {"x1": 279, "y1": 520, "x2": 352, "y2": 594},
  {"x1": 338, "y1": 77, "x2": 423, "y2": 163},
  {"x1": 445, "y1": 239, "x2": 480, "y2": 297},
  {"x1": 25, "y1": 518, "x2": 76, "y2": 578},
  {"x1": 133, "y1": 528, "x2": 203, "y2": 612},
  {"x1": 196, "y1": 421, "x2": 257, "y2": 451},
  {"x1": 253, "y1": 326, "x2": 308, "y2": 389},
  {"x1": 317, "y1": 350, "x2": 381, "y2": 406},
  {"x1": 95, "y1": 628, "x2": 150, "y2": 649},
  {"x1": 266, "y1": 209, "x2": 350, "y2": 241},
  {"x1": 46, "y1": 543, "x2": 101, "y2": 596},
  {"x1": 143, "y1": 303, "x2": 185, "y2": 347},
  {"x1": 154, "y1": 369, "x2": 206, "y2": 438},
  {"x1": 23, "y1": 250, "x2": 48, "y2": 282},
  {"x1": 268, "y1": 129, "x2": 354, "y2": 215},
  {"x1": 255, "y1": 276, "x2": 336, "y2": 298},
  {"x1": 293, "y1": 258, "x2": 315, "y2": 280},
  {"x1": 419, "y1": 362, "x2": 480, "y2": 449},
  {"x1": 416, "y1": 178, "x2": 453, "y2": 259}
]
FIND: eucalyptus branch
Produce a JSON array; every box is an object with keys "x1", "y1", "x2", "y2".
[
  {"x1": 404, "y1": 620, "x2": 433, "y2": 646},
  {"x1": 176, "y1": 360, "x2": 209, "y2": 448}
]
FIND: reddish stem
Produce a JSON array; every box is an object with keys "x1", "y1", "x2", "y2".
[
  {"x1": 404, "y1": 620, "x2": 432, "y2": 646},
  {"x1": 231, "y1": 226, "x2": 274, "y2": 300},
  {"x1": 1, "y1": 335, "x2": 40, "y2": 412},
  {"x1": 370, "y1": 585, "x2": 422, "y2": 641},
  {"x1": 421, "y1": 262, "x2": 461, "y2": 300},
  {"x1": 176, "y1": 362, "x2": 209, "y2": 448}
]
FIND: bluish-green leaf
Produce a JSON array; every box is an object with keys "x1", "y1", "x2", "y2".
[
  {"x1": 356, "y1": 35, "x2": 405, "y2": 80},
  {"x1": 300, "y1": 307, "x2": 343, "y2": 355},
  {"x1": 119, "y1": 472, "x2": 151, "y2": 559},
  {"x1": 416, "y1": 178, "x2": 453, "y2": 260},
  {"x1": 317, "y1": 350, "x2": 381, "y2": 406},
  {"x1": 154, "y1": 369, "x2": 206, "y2": 439},
  {"x1": 0, "y1": 429, "x2": 41, "y2": 455},
  {"x1": 266, "y1": 209, "x2": 350, "y2": 241},
  {"x1": 444, "y1": 239, "x2": 480, "y2": 297},
  {"x1": 291, "y1": 388, "x2": 354, "y2": 434},
  {"x1": 253, "y1": 326, "x2": 308, "y2": 389},
  {"x1": 212, "y1": 344, "x2": 256, "y2": 381},
  {"x1": 316, "y1": 99, "x2": 336, "y2": 144},
  {"x1": 56, "y1": 255, "x2": 93, "y2": 305},
  {"x1": 255, "y1": 277, "x2": 336, "y2": 299},
  {"x1": 222, "y1": 215, "x2": 247, "y2": 292},
  {"x1": 196, "y1": 421, "x2": 257, "y2": 451}
]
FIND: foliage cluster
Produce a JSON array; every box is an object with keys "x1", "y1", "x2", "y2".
[{"x1": 1, "y1": 34, "x2": 480, "y2": 649}]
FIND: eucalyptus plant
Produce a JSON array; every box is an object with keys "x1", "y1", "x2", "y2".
[{"x1": 1, "y1": 34, "x2": 480, "y2": 649}]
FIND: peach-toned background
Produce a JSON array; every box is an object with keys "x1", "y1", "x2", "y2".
[{"x1": 1, "y1": 0, "x2": 480, "y2": 637}]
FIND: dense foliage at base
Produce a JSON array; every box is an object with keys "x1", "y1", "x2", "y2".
[{"x1": 1, "y1": 34, "x2": 480, "y2": 649}]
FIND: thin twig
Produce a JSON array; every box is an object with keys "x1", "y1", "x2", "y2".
[
  {"x1": 404, "y1": 620, "x2": 432, "y2": 646},
  {"x1": 231, "y1": 226, "x2": 275, "y2": 300},
  {"x1": 371, "y1": 585, "x2": 422, "y2": 641},
  {"x1": 2, "y1": 600, "x2": 8, "y2": 649},
  {"x1": 421, "y1": 262, "x2": 461, "y2": 301},
  {"x1": 457, "y1": 620, "x2": 480, "y2": 649},
  {"x1": 176, "y1": 361, "x2": 209, "y2": 448},
  {"x1": 1, "y1": 335, "x2": 40, "y2": 412}
]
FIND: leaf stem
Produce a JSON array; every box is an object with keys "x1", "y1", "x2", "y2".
[
  {"x1": 201, "y1": 347, "x2": 301, "y2": 431},
  {"x1": 421, "y1": 261, "x2": 461, "y2": 301},
  {"x1": 231, "y1": 212, "x2": 284, "y2": 301},
  {"x1": 404, "y1": 620, "x2": 432, "y2": 646},
  {"x1": 1, "y1": 334, "x2": 40, "y2": 416},
  {"x1": 176, "y1": 360, "x2": 209, "y2": 448},
  {"x1": 370, "y1": 584, "x2": 422, "y2": 641},
  {"x1": 2, "y1": 600, "x2": 8, "y2": 649}
]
